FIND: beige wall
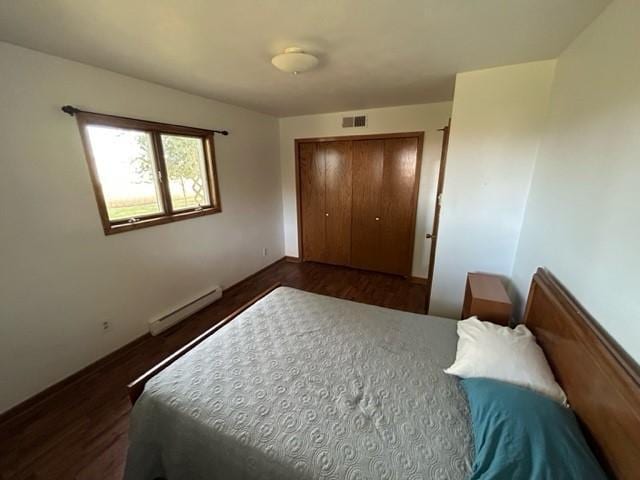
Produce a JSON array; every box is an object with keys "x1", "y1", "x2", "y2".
[
  {"x1": 512, "y1": 0, "x2": 640, "y2": 360},
  {"x1": 279, "y1": 102, "x2": 452, "y2": 278},
  {"x1": 0, "y1": 42, "x2": 283, "y2": 413},
  {"x1": 430, "y1": 60, "x2": 556, "y2": 318}
]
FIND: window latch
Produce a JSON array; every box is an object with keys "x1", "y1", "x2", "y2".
[
  {"x1": 128, "y1": 217, "x2": 140, "y2": 223},
  {"x1": 194, "y1": 206, "x2": 203, "y2": 212}
]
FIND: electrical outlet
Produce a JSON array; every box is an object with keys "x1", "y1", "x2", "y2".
[
  {"x1": 262, "y1": 247, "x2": 268, "y2": 257},
  {"x1": 102, "y1": 321, "x2": 111, "y2": 332}
]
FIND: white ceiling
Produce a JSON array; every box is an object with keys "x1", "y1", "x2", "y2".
[{"x1": 0, "y1": 0, "x2": 609, "y2": 117}]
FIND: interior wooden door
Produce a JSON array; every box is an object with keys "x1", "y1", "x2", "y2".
[
  {"x1": 351, "y1": 140, "x2": 384, "y2": 271},
  {"x1": 323, "y1": 141, "x2": 352, "y2": 265},
  {"x1": 379, "y1": 137, "x2": 421, "y2": 275},
  {"x1": 299, "y1": 142, "x2": 326, "y2": 262},
  {"x1": 426, "y1": 121, "x2": 450, "y2": 312}
]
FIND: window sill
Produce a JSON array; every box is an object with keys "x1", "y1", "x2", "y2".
[{"x1": 103, "y1": 206, "x2": 221, "y2": 235}]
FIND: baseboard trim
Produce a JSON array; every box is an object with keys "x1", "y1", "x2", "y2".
[
  {"x1": 284, "y1": 256, "x2": 301, "y2": 263},
  {"x1": 223, "y1": 257, "x2": 286, "y2": 292},
  {"x1": 0, "y1": 331, "x2": 150, "y2": 426},
  {"x1": 410, "y1": 276, "x2": 428, "y2": 285},
  {"x1": 0, "y1": 256, "x2": 287, "y2": 425}
]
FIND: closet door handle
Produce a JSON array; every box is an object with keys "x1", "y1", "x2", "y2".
[
  {"x1": 325, "y1": 213, "x2": 329, "y2": 217},
  {"x1": 375, "y1": 217, "x2": 380, "y2": 221}
]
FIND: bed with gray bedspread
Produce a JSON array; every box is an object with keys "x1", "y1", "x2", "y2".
[{"x1": 124, "y1": 287, "x2": 473, "y2": 480}]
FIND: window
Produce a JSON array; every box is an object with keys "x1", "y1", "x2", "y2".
[{"x1": 76, "y1": 112, "x2": 221, "y2": 234}]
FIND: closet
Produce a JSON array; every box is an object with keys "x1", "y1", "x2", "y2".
[{"x1": 297, "y1": 133, "x2": 422, "y2": 276}]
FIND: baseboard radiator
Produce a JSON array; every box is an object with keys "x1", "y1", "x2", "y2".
[{"x1": 148, "y1": 286, "x2": 222, "y2": 336}]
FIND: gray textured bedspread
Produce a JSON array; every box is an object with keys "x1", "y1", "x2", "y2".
[{"x1": 124, "y1": 287, "x2": 473, "y2": 480}]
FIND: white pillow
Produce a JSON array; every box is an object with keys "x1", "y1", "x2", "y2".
[{"x1": 445, "y1": 316, "x2": 567, "y2": 405}]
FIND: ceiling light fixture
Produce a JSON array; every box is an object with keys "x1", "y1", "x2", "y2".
[{"x1": 271, "y1": 47, "x2": 319, "y2": 75}]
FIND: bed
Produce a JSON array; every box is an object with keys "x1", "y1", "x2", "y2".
[
  {"x1": 125, "y1": 269, "x2": 640, "y2": 480},
  {"x1": 125, "y1": 285, "x2": 473, "y2": 479}
]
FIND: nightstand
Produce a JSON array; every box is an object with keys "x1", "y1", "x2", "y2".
[{"x1": 462, "y1": 273, "x2": 513, "y2": 326}]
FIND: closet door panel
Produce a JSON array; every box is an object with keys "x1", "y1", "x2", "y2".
[
  {"x1": 379, "y1": 137, "x2": 420, "y2": 275},
  {"x1": 324, "y1": 141, "x2": 352, "y2": 265},
  {"x1": 299, "y1": 142, "x2": 326, "y2": 262},
  {"x1": 351, "y1": 140, "x2": 384, "y2": 271}
]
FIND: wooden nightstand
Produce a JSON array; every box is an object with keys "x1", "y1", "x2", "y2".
[{"x1": 462, "y1": 273, "x2": 513, "y2": 326}]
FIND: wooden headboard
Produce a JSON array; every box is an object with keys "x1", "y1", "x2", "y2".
[{"x1": 522, "y1": 268, "x2": 640, "y2": 479}]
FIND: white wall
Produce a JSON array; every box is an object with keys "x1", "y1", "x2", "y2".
[
  {"x1": 0, "y1": 42, "x2": 283, "y2": 413},
  {"x1": 430, "y1": 61, "x2": 556, "y2": 318},
  {"x1": 279, "y1": 103, "x2": 452, "y2": 278},
  {"x1": 512, "y1": 0, "x2": 640, "y2": 361}
]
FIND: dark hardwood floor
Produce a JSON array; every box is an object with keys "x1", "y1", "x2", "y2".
[{"x1": 0, "y1": 260, "x2": 426, "y2": 480}]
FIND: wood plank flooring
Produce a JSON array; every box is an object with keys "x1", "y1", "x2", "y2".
[{"x1": 0, "y1": 260, "x2": 427, "y2": 480}]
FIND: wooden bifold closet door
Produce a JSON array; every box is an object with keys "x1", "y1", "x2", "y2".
[
  {"x1": 299, "y1": 141, "x2": 352, "y2": 265},
  {"x1": 351, "y1": 140, "x2": 384, "y2": 272},
  {"x1": 298, "y1": 133, "x2": 421, "y2": 276}
]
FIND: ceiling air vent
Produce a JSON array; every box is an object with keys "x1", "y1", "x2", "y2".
[{"x1": 342, "y1": 115, "x2": 367, "y2": 128}]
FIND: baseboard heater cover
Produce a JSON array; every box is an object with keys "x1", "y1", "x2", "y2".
[{"x1": 148, "y1": 286, "x2": 222, "y2": 336}]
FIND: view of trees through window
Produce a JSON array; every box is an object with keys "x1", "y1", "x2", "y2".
[
  {"x1": 131, "y1": 133, "x2": 210, "y2": 214},
  {"x1": 86, "y1": 126, "x2": 213, "y2": 222},
  {"x1": 78, "y1": 112, "x2": 220, "y2": 234},
  {"x1": 161, "y1": 135, "x2": 210, "y2": 211},
  {"x1": 88, "y1": 125, "x2": 164, "y2": 221}
]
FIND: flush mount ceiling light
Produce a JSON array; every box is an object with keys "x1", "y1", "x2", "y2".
[{"x1": 271, "y1": 47, "x2": 319, "y2": 75}]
